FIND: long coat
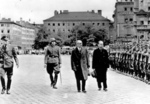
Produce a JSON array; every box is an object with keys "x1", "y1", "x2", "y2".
[
  {"x1": 92, "y1": 48, "x2": 109, "y2": 81},
  {"x1": 71, "y1": 47, "x2": 90, "y2": 80}
]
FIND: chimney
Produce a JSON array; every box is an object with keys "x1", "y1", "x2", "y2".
[
  {"x1": 91, "y1": 10, "x2": 95, "y2": 13},
  {"x1": 98, "y1": 10, "x2": 102, "y2": 15},
  {"x1": 8, "y1": 18, "x2": 11, "y2": 21},
  {"x1": 60, "y1": 10, "x2": 62, "y2": 14},
  {"x1": 54, "y1": 10, "x2": 59, "y2": 15},
  {"x1": 20, "y1": 17, "x2": 22, "y2": 22}
]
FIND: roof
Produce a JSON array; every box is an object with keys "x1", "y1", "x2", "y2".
[
  {"x1": 44, "y1": 12, "x2": 110, "y2": 22},
  {"x1": 0, "y1": 18, "x2": 22, "y2": 27}
]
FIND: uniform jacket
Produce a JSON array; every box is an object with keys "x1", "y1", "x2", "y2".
[
  {"x1": 92, "y1": 48, "x2": 109, "y2": 70},
  {"x1": 44, "y1": 45, "x2": 61, "y2": 65},
  {"x1": 2, "y1": 44, "x2": 18, "y2": 68},
  {"x1": 71, "y1": 47, "x2": 90, "y2": 80}
]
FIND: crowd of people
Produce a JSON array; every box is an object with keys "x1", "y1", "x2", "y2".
[{"x1": 109, "y1": 41, "x2": 150, "y2": 84}]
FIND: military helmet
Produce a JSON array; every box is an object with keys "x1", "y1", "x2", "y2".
[{"x1": 49, "y1": 38, "x2": 56, "y2": 43}]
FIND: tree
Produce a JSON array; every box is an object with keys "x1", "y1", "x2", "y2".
[
  {"x1": 33, "y1": 27, "x2": 69, "y2": 49},
  {"x1": 67, "y1": 23, "x2": 109, "y2": 46}
]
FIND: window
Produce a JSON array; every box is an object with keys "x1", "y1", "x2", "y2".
[
  {"x1": 1, "y1": 24, "x2": 4, "y2": 27},
  {"x1": 125, "y1": 18, "x2": 128, "y2": 23},
  {"x1": 102, "y1": 23, "x2": 105, "y2": 26},
  {"x1": 58, "y1": 23, "x2": 60, "y2": 26},
  {"x1": 73, "y1": 23, "x2": 75, "y2": 26},
  {"x1": 97, "y1": 23, "x2": 100, "y2": 26},
  {"x1": 48, "y1": 23, "x2": 50, "y2": 26},
  {"x1": 1, "y1": 30, "x2": 3, "y2": 33},
  {"x1": 148, "y1": 7, "x2": 150, "y2": 11},
  {"x1": 68, "y1": 29, "x2": 70, "y2": 32},
  {"x1": 8, "y1": 30, "x2": 10, "y2": 33},
  {"x1": 53, "y1": 29, "x2": 55, "y2": 32},
  {"x1": 124, "y1": 7, "x2": 127, "y2": 11},
  {"x1": 83, "y1": 23, "x2": 85, "y2": 26},
  {"x1": 63, "y1": 23, "x2": 65, "y2": 26},
  {"x1": 141, "y1": 21, "x2": 144, "y2": 25},
  {"x1": 130, "y1": 0, "x2": 132, "y2": 2},
  {"x1": 53, "y1": 23, "x2": 55, "y2": 26},
  {"x1": 93, "y1": 23, "x2": 95, "y2": 25},
  {"x1": 130, "y1": 7, "x2": 133, "y2": 12},
  {"x1": 130, "y1": 18, "x2": 133, "y2": 22},
  {"x1": 148, "y1": 21, "x2": 150, "y2": 24}
]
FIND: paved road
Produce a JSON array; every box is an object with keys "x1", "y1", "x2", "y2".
[{"x1": 0, "y1": 55, "x2": 150, "y2": 104}]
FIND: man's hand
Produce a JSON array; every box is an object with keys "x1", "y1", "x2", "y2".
[
  {"x1": 16, "y1": 64, "x2": 19, "y2": 68},
  {"x1": 44, "y1": 64, "x2": 47, "y2": 68},
  {"x1": 59, "y1": 64, "x2": 61, "y2": 68}
]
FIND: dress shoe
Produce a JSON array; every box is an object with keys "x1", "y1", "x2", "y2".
[
  {"x1": 51, "y1": 83, "x2": 54, "y2": 87},
  {"x1": 6, "y1": 90, "x2": 10, "y2": 94},
  {"x1": 82, "y1": 90, "x2": 87, "y2": 93},
  {"x1": 104, "y1": 88, "x2": 108, "y2": 91},
  {"x1": 98, "y1": 88, "x2": 101, "y2": 91},
  {"x1": 1, "y1": 89, "x2": 5, "y2": 94},
  {"x1": 53, "y1": 86, "x2": 57, "y2": 89}
]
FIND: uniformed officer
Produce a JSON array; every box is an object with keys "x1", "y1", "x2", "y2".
[
  {"x1": 44, "y1": 38, "x2": 61, "y2": 89},
  {"x1": 0, "y1": 36, "x2": 19, "y2": 94}
]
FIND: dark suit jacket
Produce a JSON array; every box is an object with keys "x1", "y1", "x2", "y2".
[
  {"x1": 71, "y1": 47, "x2": 90, "y2": 80},
  {"x1": 92, "y1": 48, "x2": 109, "y2": 70}
]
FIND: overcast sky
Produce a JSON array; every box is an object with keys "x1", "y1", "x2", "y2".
[{"x1": 0, "y1": 0, "x2": 116, "y2": 24}]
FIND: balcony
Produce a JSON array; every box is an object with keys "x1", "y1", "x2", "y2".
[{"x1": 136, "y1": 25, "x2": 150, "y2": 30}]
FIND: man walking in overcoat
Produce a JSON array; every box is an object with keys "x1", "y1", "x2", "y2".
[
  {"x1": 92, "y1": 40, "x2": 109, "y2": 91},
  {"x1": 44, "y1": 38, "x2": 61, "y2": 89},
  {"x1": 71, "y1": 40, "x2": 90, "y2": 93}
]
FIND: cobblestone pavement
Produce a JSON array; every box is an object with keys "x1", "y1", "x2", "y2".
[{"x1": 0, "y1": 55, "x2": 150, "y2": 104}]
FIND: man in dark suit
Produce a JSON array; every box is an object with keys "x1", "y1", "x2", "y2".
[
  {"x1": 71, "y1": 40, "x2": 90, "y2": 93},
  {"x1": 44, "y1": 38, "x2": 61, "y2": 89},
  {"x1": 92, "y1": 40, "x2": 109, "y2": 91},
  {"x1": 0, "y1": 36, "x2": 19, "y2": 94}
]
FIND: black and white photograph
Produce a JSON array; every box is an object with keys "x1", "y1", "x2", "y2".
[{"x1": 0, "y1": 0, "x2": 150, "y2": 104}]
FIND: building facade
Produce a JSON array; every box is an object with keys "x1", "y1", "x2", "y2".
[
  {"x1": 113, "y1": 0, "x2": 136, "y2": 42},
  {"x1": 0, "y1": 18, "x2": 36, "y2": 50},
  {"x1": 43, "y1": 10, "x2": 111, "y2": 40},
  {"x1": 134, "y1": 0, "x2": 150, "y2": 41}
]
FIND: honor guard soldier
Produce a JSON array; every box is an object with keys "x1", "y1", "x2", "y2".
[
  {"x1": 44, "y1": 38, "x2": 61, "y2": 89},
  {"x1": 0, "y1": 36, "x2": 19, "y2": 94},
  {"x1": 146, "y1": 49, "x2": 150, "y2": 84}
]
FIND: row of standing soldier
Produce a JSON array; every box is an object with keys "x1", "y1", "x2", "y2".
[{"x1": 109, "y1": 43, "x2": 150, "y2": 84}]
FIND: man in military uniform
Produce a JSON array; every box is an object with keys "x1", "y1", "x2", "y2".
[
  {"x1": 0, "y1": 36, "x2": 19, "y2": 94},
  {"x1": 44, "y1": 38, "x2": 61, "y2": 89}
]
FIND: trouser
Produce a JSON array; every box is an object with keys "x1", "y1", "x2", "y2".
[
  {"x1": 75, "y1": 78, "x2": 86, "y2": 91},
  {"x1": 74, "y1": 68, "x2": 86, "y2": 91},
  {"x1": 97, "y1": 78, "x2": 107, "y2": 89},
  {"x1": 96, "y1": 69, "x2": 107, "y2": 89},
  {"x1": 47, "y1": 63, "x2": 59, "y2": 86},
  {"x1": 0, "y1": 67, "x2": 13, "y2": 91}
]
